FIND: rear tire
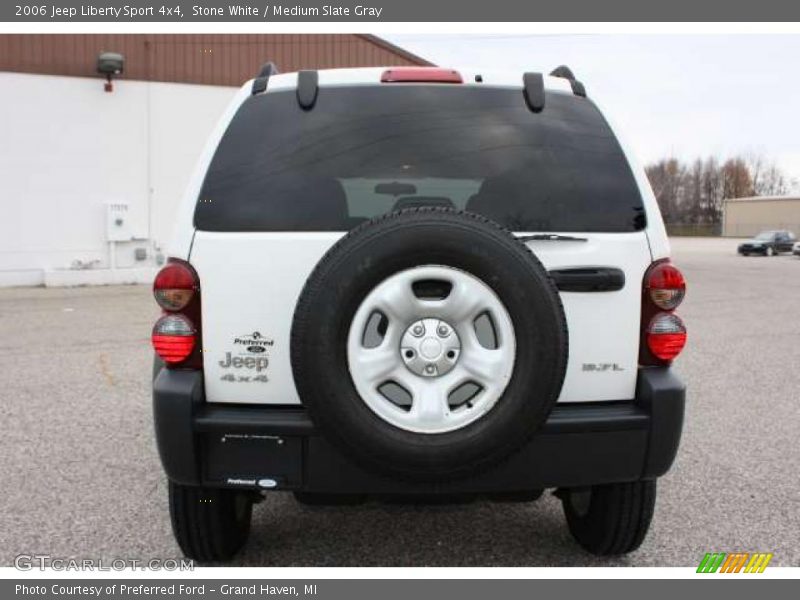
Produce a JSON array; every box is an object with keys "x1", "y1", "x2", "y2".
[
  {"x1": 560, "y1": 480, "x2": 656, "y2": 556},
  {"x1": 168, "y1": 481, "x2": 253, "y2": 562}
]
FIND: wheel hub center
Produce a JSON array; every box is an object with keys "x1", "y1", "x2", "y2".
[
  {"x1": 401, "y1": 318, "x2": 461, "y2": 378},
  {"x1": 420, "y1": 338, "x2": 442, "y2": 359}
]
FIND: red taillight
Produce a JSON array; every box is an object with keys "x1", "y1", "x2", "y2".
[
  {"x1": 152, "y1": 314, "x2": 196, "y2": 364},
  {"x1": 380, "y1": 67, "x2": 463, "y2": 84},
  {"x1": 640, "y1": 259, "x2": 687, "y2": 365},
  {"x1": 153, "y1": 261, "x2": 197, "y2": 311},
  {"x1": 152, "y1": 259, "x2": 202, "y2": 368},
  {"x1": 646, "y1": 313, "x2": 687, "y2": 361},
  {"x1": 645, "y1": 262, "x2": 685, "y2": 310}
]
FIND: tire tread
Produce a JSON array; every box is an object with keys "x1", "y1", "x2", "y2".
[
  {"x1": 562, "y1": 480, "x2": 656, "y2": 556},
  {"x1": 168, "y1": 481, "x2": 252, "y2": 562}
]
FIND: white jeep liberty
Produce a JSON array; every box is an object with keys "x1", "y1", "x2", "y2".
[{"x1": 151, "y1": 65, "x2": 688, "y2": 562}]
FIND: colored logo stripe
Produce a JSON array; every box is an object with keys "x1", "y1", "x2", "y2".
[
  {"x1": 697, "y1": 552, "x2": 772, "y2": 573},
  {"x1": 697, "y1": 553, "x2": 726, "y2": 573},
  {"x1": 720, "y1": 553, "x2": 749, "y2": 573},
  {"x1": 745, "y1": 553, "x2": 773, "y2": 573}
]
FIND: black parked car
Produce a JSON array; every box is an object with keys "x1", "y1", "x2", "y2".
[{"x1": 738, "y1": 230, "x2": 797, "y2": 256}]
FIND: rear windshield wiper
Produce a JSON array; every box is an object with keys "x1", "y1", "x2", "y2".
[{"x1": 516, "y1": 234, "x2": 588, "y2": 242}]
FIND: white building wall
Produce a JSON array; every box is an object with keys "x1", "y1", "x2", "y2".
[{"x1": 0, "y1": 72, "x2": 237, "y2": 286}]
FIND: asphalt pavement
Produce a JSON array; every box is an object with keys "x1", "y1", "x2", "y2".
[{"x1": 1, "y1": 236, "x2": 798, "y2": 567}]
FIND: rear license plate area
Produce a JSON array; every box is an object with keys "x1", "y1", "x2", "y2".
[{"x1": 202, "y1": 433, "x2": 303, "y2": 489}]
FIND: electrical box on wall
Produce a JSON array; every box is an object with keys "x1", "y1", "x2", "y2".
[{"x1": 105, "y1": 202, "x2": 133, "y2": 242}]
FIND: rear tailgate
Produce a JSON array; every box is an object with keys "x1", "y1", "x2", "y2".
[
  {"x1": 185, "y1": 77, "x2": 658, "y2": 406},
  {"x1": 190, "y1": 230, "x2": 651, "y2": 405}
]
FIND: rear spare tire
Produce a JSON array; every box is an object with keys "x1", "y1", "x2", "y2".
[{"x1": 291, "y1": 208, "x2": 568, "y2": 481}]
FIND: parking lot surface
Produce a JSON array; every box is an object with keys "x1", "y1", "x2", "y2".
[{"x1": 1, "y1": 237, "x2": 798, "y2": 567}]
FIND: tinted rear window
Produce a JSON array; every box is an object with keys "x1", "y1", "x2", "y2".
[{"x1": 195, "y1": 85, "x2": 645, "y2": 232}]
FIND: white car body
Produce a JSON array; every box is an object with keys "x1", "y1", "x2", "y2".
[{"x1": 168, "y1": 67, "x2": 670, "y2": 407}]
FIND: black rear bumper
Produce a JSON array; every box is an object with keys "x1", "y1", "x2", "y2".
[{"x1": 153, "y1": 368, "x2": 685, "y2": 493}]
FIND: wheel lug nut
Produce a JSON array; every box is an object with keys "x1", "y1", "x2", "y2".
[
  {"x1": 412, "y1": 325, "x2": 424, "y2": 336},
  {"x1": 424, "y1": 364, "x2": 436, "y2": 374},
  {"x1": 437, "y1": 325, "x2": 449, "y2": 337}
]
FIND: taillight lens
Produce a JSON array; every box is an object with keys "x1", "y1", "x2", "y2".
[
  {"x1": 153, "y1": 262, "x2": 197, "y2": 311},
  {"x1": 646, "y1": 313, "x2": 687, "y2": 361},
  {"x1": 640, "y1": 259, "x2": 687, "y2": 365},
  {"x1": 646, "y1": 262, "x2": 686, "y2": 310},
  {"x1": 152, "y1": 258, "x2": 202, "y2": 369},
  {"x1": 152, "y1": 314, "x2": 196, "y2": 364}
]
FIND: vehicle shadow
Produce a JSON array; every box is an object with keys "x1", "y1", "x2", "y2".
[{"x1": 234, "y1": 492, "x2": 636, "y2": 567}]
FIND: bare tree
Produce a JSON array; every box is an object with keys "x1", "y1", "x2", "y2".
[
  {"x1": 645, "y1": 158, "x2": 684, "y2": 224},
  {"x1": 746, "y1": 154, "x2": 790, "y2": 196},
  {"x1": 700, "y1": 157, "x2": 723, "y2": 224},
  {"x1": 721, "y1": 157, "x2": 754, "y2": 200},
  {"x1": 645, "y1": 153, "x2": 791, "y2": 227}
]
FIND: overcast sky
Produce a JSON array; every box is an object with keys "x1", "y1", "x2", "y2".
[{"x1": 385, "y1": 34, "x2": 800, "y2": 189}]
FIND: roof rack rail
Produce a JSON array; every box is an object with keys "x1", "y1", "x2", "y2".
[
  {"x1": 549, "y1": 65, "x2": 587, "y2": 98},
  {"x1": 296, "y1": 70, "x2": 319, "y2": 110},
  {"x1": 522, "y1": 72, "x2": 545, "y2": 113},
  {"x1": 251, "y1": 61, "x2": 279, "y2": 95},
  {"x1": 549, "y1": 65, "x2": 575, "y2": 80}
]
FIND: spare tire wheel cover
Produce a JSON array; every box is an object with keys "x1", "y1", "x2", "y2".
[{"x1": 291, "y1": 208, "x2": 568, "y2": 480}]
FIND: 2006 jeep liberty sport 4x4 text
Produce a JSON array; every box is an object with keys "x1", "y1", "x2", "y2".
[{"x1": 151, "y1": 65, "x2": 687, "y2": 562}]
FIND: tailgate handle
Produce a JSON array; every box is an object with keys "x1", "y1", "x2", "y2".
[{"x1": 548, "y1": 267, "x2": 625, "y2": 292}]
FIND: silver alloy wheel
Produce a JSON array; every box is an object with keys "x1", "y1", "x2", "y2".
[{"x1": 347, "y1": 265, "x2": 516, "y2": 434}]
